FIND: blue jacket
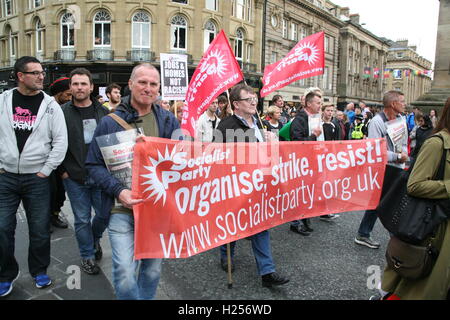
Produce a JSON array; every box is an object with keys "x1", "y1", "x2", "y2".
[{"x1": 85, "y1": 95, "x2": 180, "y2": 217}]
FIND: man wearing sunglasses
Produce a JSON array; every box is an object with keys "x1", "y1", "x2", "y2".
[{"x1": 0, "y1": 56, "x2": 68, "y2": 297}]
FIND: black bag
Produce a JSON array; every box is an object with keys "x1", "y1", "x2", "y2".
[
  {"x1": 376, "y1": 135, "x2": 450, "y2": 245},
  {"x1": 385, "y1": 236, "x2": 439, "y2": 280}
]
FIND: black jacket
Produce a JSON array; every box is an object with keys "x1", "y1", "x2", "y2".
[
  {"x1": 215, "y1": 114, "x2": 265, "y2": 142},
  {"x1": 290, "y1": 109, "x2": 317, "y2": 141},
  {"x1": 59, "y1": 98, "x2": 110, "y2": 184}
]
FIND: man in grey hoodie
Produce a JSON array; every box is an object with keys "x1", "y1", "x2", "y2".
[{"x1": 0, "y1": 56, "x2": 68, "y2": 297}]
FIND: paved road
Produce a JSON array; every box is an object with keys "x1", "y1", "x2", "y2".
[
  {"x1": 158, "y1": 210, "x2": 390, "y2": 300},
  {"x1": 6, "y1": 199, "x2": 389, "y2": 300}
]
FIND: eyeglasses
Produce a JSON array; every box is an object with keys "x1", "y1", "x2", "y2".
[
  {"x1": 238, "y1": 97, "x2": 258, "y2": 103},
  {"x1": 21, "y1": 71, "x2": 46, "y2": 77}
]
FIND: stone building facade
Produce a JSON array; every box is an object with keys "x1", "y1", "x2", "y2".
[
  {"x1": 263, "y1": 0, "x2": 343, "y2": 106},
  {"x1": 336, "y1": 13, "x2": 390, "y2": 108},
  {"x1": 385, "y1": 40, "x2": 432, "y2": 105},
  {"x1": 0, "y1": 0, "x2": 264, "y2": 92}
]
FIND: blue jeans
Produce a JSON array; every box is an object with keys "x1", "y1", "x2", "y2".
[
  {"x1": 219, "y1": 230, "x2": 275, "y2": 276},
  {"x1": 0, "y1": 172, "x2": 50, "y2": 280},
  {"x1": 357, "y1": 209, "x2": 378, "y2": 238},
  {"x1": 63, "y1": 178, "x2": 108, "y2": 260},
  {"x1": 108, "y1": 213, "x2": 162, "y2": 300}
]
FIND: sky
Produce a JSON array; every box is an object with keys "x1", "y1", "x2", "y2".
[{"x1": 331, "y1": 0, "x2": 440, "y2": 67}]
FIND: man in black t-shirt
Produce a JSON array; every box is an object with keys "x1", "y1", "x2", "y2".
[
  {"x1": 0, "y1": 56, "x2": 68, "y2": 297},
  {"x1": 59, "y1": 68, "x2": 109, "y2": 276}
]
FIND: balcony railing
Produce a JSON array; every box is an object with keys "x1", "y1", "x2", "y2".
[
  {"x1": 243, "y1": 62, "x2": 257, "y2": 73},
  {"x1": 54, "y1": 49, "x2": 76, "y2": 61},
  {"x1": 127, "y1": 49, "x2": 155, "y2": 62},
  {"x1": 87, "y1": 49, "x2": 114, "y2": 61}
]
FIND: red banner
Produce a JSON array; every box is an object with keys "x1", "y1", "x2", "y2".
[
  {"x1": 132, "y1": 138, "x2": 388, "y2": 259},
  {"x1": 261, "y1": 31, "x2": 325, "y2": 97},
  {"x1": 181, "y1": 30, "x2": 244, "y2": 137}
]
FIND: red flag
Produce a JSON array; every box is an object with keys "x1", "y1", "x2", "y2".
[
  {"x1": 181, "y1": 30, "x2": 243, "y2": 137},
  {"x1": 261, "y1": 31, "x2": 325, "y2": 97}
]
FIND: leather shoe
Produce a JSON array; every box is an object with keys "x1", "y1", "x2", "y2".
[
  {"x1": 290, "y1": 225, "x2": 310, "y2": 236},
  {"x1": 51, "y1": 213, "x2": 68, "y2": 229},
  {"x1": 220, "y1": 259, "x2": 235, "y2": 273},
  {"x1": 262, "y1": 272, "x2": 289, "y2": 287}
]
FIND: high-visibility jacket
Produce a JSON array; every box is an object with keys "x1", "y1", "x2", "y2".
[{"x1": 351, "y1": 123, "x2": 364, "y2": 139}]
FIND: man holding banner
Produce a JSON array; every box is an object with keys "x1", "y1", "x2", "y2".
[
  {"x1": 289, "y1": 90, "x2": 323, "y2": 236},
  {"x1": 86, "y1": 63, "x2": 180, "y2": 299},
  {"x1": 214, "y1": 83, "x2": 289, "y2": 288}
]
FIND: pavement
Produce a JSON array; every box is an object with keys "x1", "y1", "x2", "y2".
[{"x1": 3, "y1": 197, "x2": 390, "y2": 300}]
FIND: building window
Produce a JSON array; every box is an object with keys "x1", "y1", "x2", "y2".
[
  {"x1": 171, "y1": 15, "x2": 187, "y2": 51},
  {"x1": 93, "y1": 10, "x2": 111, "y2": 47},
  {"x1": 172, "y1": 0, "x2": 187, "y2": 3},
  {"x1": 246, "y1": 43, "x2": 252, "y2": 63},
  {"x1": 36, "y1": 19, "x2": 44, "y2": 54},
  {"x1": 299, "y1": 26, "x2": 307, "y2": 40},
  {"x1": 3, "y1": 0, "x2": 13, "y2": 16},
  {"x1": 323, "y1": 66, "x2": 332, "y2": 90},
  {"x1": 282, "y1": 19, "x2": 288, "y2": 38},
  {"x1": 203, "y1": 20, "x2": 217, "y2": 52},
  {"x1": 61, "y1": 12, "x2": 75, "y2": 48},
  {"x1": 205, "y1": 0, "x2": 217, "y2": 11},
  {"x1": 325, "y1": 35, "x2": 334, "y2": 53},
  {"x1": 8, "y1": 29, "x2": 17, "y2": 64},
  {"x1": 132, "y1": 11, "x2": 151, "y2": 49},
  {"x1": 290, "y1": 22, "x2": 298, "y2": 41},
  {"x1": 232, "y1": 0, "x2": 251, "y2": 21},
  {"x1": 234, "y1": 28, "x2": 244, "y2": 62},
  {"x1": 271, "y1": 51, "x2": 277, "y2": 64},
  {"x1": 29, "y1": 0, "x2": 42, "y2": 9},
  {"x1": 271, "y1": 15, "x2": 278, "y2": 28}
]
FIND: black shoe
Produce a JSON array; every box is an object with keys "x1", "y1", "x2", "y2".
[
  {"x1": 220, "y1": 259, "x2": 235, "y2": 273},
  {"x1": 94, "y1": 242, "x2": 103, "y2": 261},
  {"x1": 290, "y1": 225, "x2": 310, "y2": 236},
  {"x1": 302, "y1": 220, "x2": 314, "y2": 232},
  {"x1": 51, "y1": 213, "x2": 68, "y2": 229},
  {"x1": 262, "y1": 272, "x2": 289, "y2": 287},
  {"x1": 81, "y1": 258, "x2": 100, "y2": 275}
]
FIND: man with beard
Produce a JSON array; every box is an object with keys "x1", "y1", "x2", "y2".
[{"x1": 59, "y1": 68, "x2": 110, "y2": 275}]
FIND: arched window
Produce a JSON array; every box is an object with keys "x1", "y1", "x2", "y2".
[
  {"x1": 170, "y1": 15, "x2": 187, "y2": 50},
  {"x1": 203, "y1": 20, "x2": 217, "y2": 52},
  {"x1": 234, "y1": 28, "x2": 244, "y2": 62},
  {"x1": 132, "y1": 11, "x2": 151, "y2": 49},
  {"x1": 61, "y1": 12, "x2": 75, "y2": 47},
  {"x1": 93, "y1": 10, "x2": 111, "y2": 47},
  {"x1": 35, "y1": 18, "x2": 44, "y2": 54}
]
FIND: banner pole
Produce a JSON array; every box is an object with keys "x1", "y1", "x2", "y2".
[{"x1": 226, "y1": 243, "x2": 233, "y2": 289}]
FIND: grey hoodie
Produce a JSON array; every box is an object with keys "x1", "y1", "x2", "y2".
[{"x1": 0, "y1": 88, "x2": 68, "y2": 176}]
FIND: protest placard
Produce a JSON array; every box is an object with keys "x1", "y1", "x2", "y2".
[{"x1": 160, "y1": 53, "x2": 188, "y2": 101}]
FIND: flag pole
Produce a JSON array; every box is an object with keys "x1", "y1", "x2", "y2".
[
  {"x1": 226, "y1": 243, "x2": 233, "y2": 289},
  {"x1": 224, "y1": 89, "x2": 233, "y2": 289}
]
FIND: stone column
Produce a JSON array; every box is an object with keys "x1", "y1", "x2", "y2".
[{"x1": 412, "y1": 0, "x2": 450, "y2": 111}]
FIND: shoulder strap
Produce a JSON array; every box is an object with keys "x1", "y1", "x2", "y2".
[
  {"x1": 108, "y1": 113, "x2": 134, "y2": 131},
  {"x1": 431, "y1": 134, "x2": 447, "y2": 180}
]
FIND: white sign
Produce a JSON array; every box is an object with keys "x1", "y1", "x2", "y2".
[{"x1": 160, "y1": 53, "x2": 188, "y2": 101}]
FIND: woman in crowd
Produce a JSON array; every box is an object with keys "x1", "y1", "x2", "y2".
[
  {"x1": 263, "y1": 106, "x2": 284, "y2": 133},
  {"x1": 170, "y1": 101, "x2": 183, "y2": 124},
  {"x1": 429, "y1": 109, "x2": 439, "y2": 128},
  {"x1": 381, "y1": 97, "x2": 450, "y2": 300},
  {"x1": 410, "y1": 114, "x2": 433, "y2": 160}
]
